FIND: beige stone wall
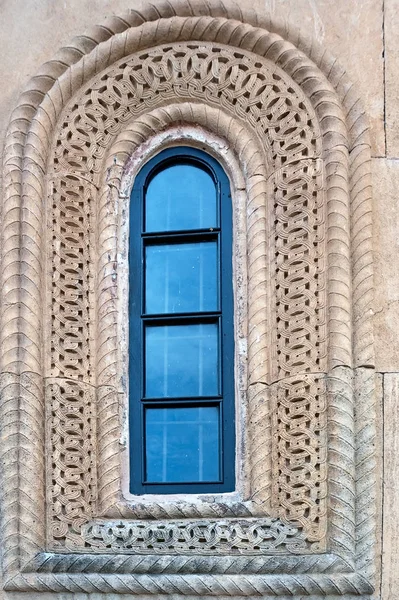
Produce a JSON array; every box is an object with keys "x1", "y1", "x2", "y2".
[{"x1": 0, "y1": 0, "x2": 398, "y2": 598}]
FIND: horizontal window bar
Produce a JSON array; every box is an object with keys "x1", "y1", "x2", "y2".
[
  {"x1": 142, "y1": 228, "x2": 220, "y2": 239},
  {"x1": 142, "y1": 479, "x2": 223, "y2": 485},
  {"x1": 142, "y1": 312, "x2": 221, "y2": 320},
  {"x1": 141, "y1": 398, "x2": 223, "y2": 405},
  {"x1": 139, "y1": 482, "x2": 229, "y2": 494}
]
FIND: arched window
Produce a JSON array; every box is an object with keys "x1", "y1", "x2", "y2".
[
  {"x1": 2, "y1": 5, "x2": 377, "y2": 592},
  {"x1": 129, "y1": 147, "x2": 235, "y2": 494}
]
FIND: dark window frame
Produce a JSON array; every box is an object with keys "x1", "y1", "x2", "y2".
[{"x1": 129, "y1": 147, "x2": 235, "y2": 495}]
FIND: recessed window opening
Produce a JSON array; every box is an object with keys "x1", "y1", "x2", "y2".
[{"x1": 129, "y1": 147, "x2": 235, "y2": 494}]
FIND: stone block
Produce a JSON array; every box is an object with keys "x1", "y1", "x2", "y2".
[
  {"x1": 385, "y1": 0, "x2": 399, "y2": 158},
  {"x1": 372, "y1": 158, "x2": 399, "y2": 372}
]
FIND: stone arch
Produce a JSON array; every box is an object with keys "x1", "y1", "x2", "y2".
[{"x1": 0, "y1": 1, "x2": 375, "y2": 596}]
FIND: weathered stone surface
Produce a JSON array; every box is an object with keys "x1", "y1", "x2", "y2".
[
  {"x1": 0, "y1": 0, "x2": 381, "y2": 597},
  {"x1": 0, "y1": 0, "x2": 384, "y2": 165},
  {"x1": 263, "y1": 0, "x2": 385, "y2": 157},
  {"x1": 373, "y1": 158, "x2": 399, "y2": 372},
  {"x1": 385, "y1": 0, "x2": 399, "y2": 158},
  {"x1": 0, "y1": 0, "x2": 147, "y2": 168},
  {"x1": 382, "y1": 374, "x2": 399, "y2": 600}
]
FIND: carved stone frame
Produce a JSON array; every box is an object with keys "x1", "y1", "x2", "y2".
[{"x1": 0, "y1": 1, "x2": 376, "y2": 597}]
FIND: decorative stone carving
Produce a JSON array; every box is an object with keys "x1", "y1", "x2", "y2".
[
  {"x1": 75, "y1": 518, "x2": 307, "y2": 554},
  {"x1": 0, "y1": 0, "x2": 375, "y2": 597},
  {"x1": 46, "y1": 41, "x2": 328, "y2": 552},
  {"x1": 47, "y1": 379, "x2": 96, "y2": 543}
]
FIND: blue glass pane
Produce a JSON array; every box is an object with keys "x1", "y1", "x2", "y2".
[
  {"x1": 145, "y1": 406, "x2": 220, "y2": 482},
  {"x1": 145, "y1": 164, "x2": 217, "y2": 232},
  {"x1": 145, "y1": 323, "x2": 219, "y2": 398},
  {"x1": 145, "y1": 242, "x2": 218, "y2": 314}
]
